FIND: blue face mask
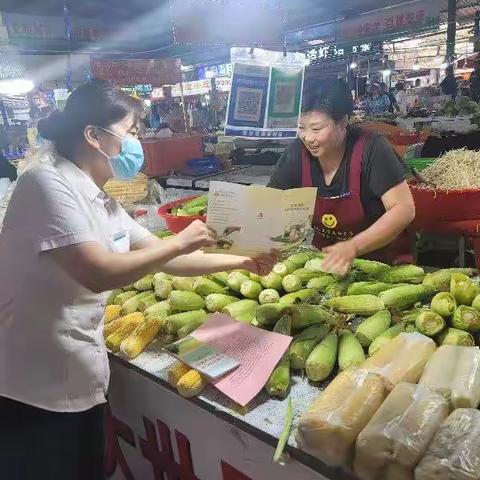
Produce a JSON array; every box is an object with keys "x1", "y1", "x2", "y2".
[{"x1": 97, "y1": 127, "x2": 144, "y2": 180}]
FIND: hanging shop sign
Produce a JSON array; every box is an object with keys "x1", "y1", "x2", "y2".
[
  {"x1": 338, "y1": 0, "x2": 440, "y2": 42},
  {"x1": 215, "y1": 77, "x2": 232, "y2": 93},
  {"x1": 90, "y1": 58, "x2": 181, "y2": 87},
  {"x1": 225, "y1": 48, "x2": 306, "y2": 139},
  {"x1": 197, "y1": 63, "x2": 234, "y2": 80},
  {"x1": 170, "y1": 78, "x2": 232, "y2": 98},
  {"x1": 170, "y1": 0, "x2": 284, "y2": 46},
  {"x1": 305, "y1": 42, "x2": 383, "y2": 64}
]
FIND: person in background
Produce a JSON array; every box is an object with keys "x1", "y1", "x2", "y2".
[
  {"x1": 415, "y1": 79, "x2": 421, "y2": 88},
  {"x1": 440, "y1": 65, "x2": 458, "y2": 98},
  {"x1": 469, "y1": 59, "x2": 480, "y2": 101},
  {"x1": 0, "y1": 127, "x2": 17, "y2": 181},
  {"x1": 381, "y1": 82, "x2": 399, "y2": 113},
  {"x1": 0, "y1": 81, "x2": 277, "y2": 479},
  {"x1": 365, "y1": 83, "x2": 391, "y2": 116},
  {"x1": 395, "y1": 82, "x2": 408, "y2": 114},
  {"x1": 269, "y1": 79, "x2": 415, "y2": 276}
]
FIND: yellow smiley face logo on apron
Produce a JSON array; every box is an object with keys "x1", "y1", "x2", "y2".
[{"x1": 321, "y1": 214, "x2": 338, "y2": 229}]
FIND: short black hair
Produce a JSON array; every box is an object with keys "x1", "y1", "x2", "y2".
[
  {"x1": 38, "y1": 80, "x2": 143, "y2": 160},
  {"x1": 395, "y1": 82, "x2": 405, "y2": 91},
  {"x1": 301, "y1": 79, "x2": 353, "y2": 122}
]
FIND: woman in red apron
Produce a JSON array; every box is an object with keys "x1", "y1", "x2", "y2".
[{"x1": 269, "y1": 79, "x2": 415, "y2": 276}]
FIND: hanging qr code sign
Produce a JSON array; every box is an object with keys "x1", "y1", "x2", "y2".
[
  {"x1": 225, "y1": 48, "x2": 306, "y2": 139},
  {"x1": 170, "y1": 0, "x2": 285, "y2": 46}
]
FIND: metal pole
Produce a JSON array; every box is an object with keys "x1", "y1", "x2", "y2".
[
  {"x1": 0, "y1": 99, "x2": 9, "y2": 127},
  {"x1": 446, "y1": 0, "x2": 457, "y2": 61},
  {"x1": 179, "y1": 80, "x2": 189, "y2": 133},
  {"x1": 474, "y1": 10, "x2": 480, "y2": 53}
]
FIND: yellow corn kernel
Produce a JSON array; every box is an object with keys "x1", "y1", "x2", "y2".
[
  {"x1": 167, "y1": 362, "x2": 191, "y2": 388},
  {"x1": 103, "y1": 312, "x2": 144, "y2": 338},
  {"x1": 105, "y1": 314, "x2": 145, "y2": 351},
  {"x1": 176, "y1": 369, "x2": 208, "y2": 398},
  {"x1": 120, "y1": 319, "x2": 163, "y2": 359},
  {"x1": 105, "y1": 304, "x2": 122, "y2": 323}
]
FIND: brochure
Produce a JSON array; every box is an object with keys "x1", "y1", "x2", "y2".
[{"x1": 205, "y1": 181, "x2": 317, "y2": 256}]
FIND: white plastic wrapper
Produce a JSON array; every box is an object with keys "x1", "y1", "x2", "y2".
[
  {"x1": 363, "y1": 333, "x2": 436, "y2": 391},
  {"x1": 419, "y1": 345, "x2": 480, "y2": 409},
  {"x1": 415, "y1": 408, "x2": 480, "y2": 480},
  {"x1": 296, "y1": 368, "x2": 386, "y2": 466},
  {"x1": 354, "y1": 383, "x2": 449, "y2": 480}
]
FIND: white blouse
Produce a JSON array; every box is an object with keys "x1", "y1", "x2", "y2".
[{"x1": 0, "y1": 157, "x2": 151, "y2": 412}]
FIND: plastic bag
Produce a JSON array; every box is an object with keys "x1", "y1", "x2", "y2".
[
  {"x1": 296, "y1": 368, "x2": 386, "y2": 466},
  {"x1": 354, "y1": 383, "x2": 449, "y2": 480},
  {"x1": 415, "y1": 408, "x2": 480, "y2": 480},
  {"x1": 363, "y1": 333, "x2": 436, "y2": 391},
  {"x1": 419, "y1": 345, "x2": 480, "y2": 409}
]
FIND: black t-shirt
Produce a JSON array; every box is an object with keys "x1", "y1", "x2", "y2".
[{"x1": 268, "y1": 126, "x2": 407, "y2": 223}]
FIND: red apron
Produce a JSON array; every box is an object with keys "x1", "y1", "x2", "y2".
[{"x1": 301, "y1": 134, "x2": 414, "y2": 265}]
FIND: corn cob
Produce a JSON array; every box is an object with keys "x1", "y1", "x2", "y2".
[
  {"x1": 114, "y1": 290, "x2": 137, "y2": 306},
  {"x1": 168, "y1": 362, "x2": 191, "y2": 387},
  {"x1": 405, "y1": 324, "x2": 418, "y2": 333},
  {"x1": 121, "y1": 292, "x2": 154, "y2": 315},
  {"x1": 326, "y1": 294, "x2": 385, "y2": 316},
  {"x1": 436, "y1": 328, "x2": 475, "y2": 346},
  {"x1": 398, "y1": 308, "x2": 428, "y2": 324},
  {"x1": 249, "y1": 273, "x2": 262, "y2": 283},
  {"x1": 177, "y1": 318, "x2": 205, "y2": 338},
  {"x1": 347, "y1": 281, "x2": 397, "y2": 296},
  {"x1": 286, "y1": 252, "x2": 313, "y2": 270},
  {"x1": 120, "y1": 318, "x2": 163, "y2": 359},
  {"x1": 306, "y1": 275, "x2": 335, "y2": 292},
  {"x1": 193, "y1": 277, "x2": 227, "y2": 296},
  {"x1": 306, "y1": 333, "x2": 338, "y2": 382},
  {"x1": 240, "y1": 280, "x2": 263, "y2": 299},
  {"x1": 355, "y1": 309, "x2": 392, "y2": 347},
  {"x1": 144, "y1": 301, "x2": 170, "y2": 319},
  {"x1": 273, "y1": 261, "x2": 296, "y2": 277},
  {"x1": 134, "y1": 274, "x2": 154, "y2": 291},
  {"x1": 258, "y1": 289, "x2": 280, "y2": 305},
  {"x1": 227, "y1": 271, "x2": 250, "y2": 292},
  {"x1": 168, "y1": 291, "x2": 205, "y2": 312},
  {"x1": 154, "y1": 279, "x2": 173, "y2": 299},
  {"x1": 451, "y1": 273, "x2": 479, "y2": 306},
  {"x1": 282, "y1": 274, "x2": 302, "y2": 293},
  {"x1": 107, "y1": 289, "x2": 123, "y2": 306},
  {"x1": 292, "y1": 268, "x2": 322, "y2": 285},
  {"x1": 255, "y1": 303, "x2": 287, "y2": 327},
  {"x1": 352, "y1": 258, "x2": 390, "y2": 276},
  {"x1": 289, "y1": 324, "x2": 330, "y2": 369},
  {"x1": 103, "y1": 312, "x2": 145, "y2": 338},
  {"x1": 171, "y1": 276, "x2": 195, "y2": 292},
  {"x1": 472, "y1": 294, "x2": 480, "y2": 311},
  {"x1": 278, "y1": 289, "x2": 315, "y2": 305},
  {"x1": 138, "y1": 293, "x2": 157, "y2": 312},
  {"x1": 222, "y1": 299, "x2": 258, "y2": 323},
  {"x1": 176, "y1": 369, "x2": 208, "y2": 398},
  {"x1": 260, "y1": 272, "x2": 283, "y2": 290},
  {"x1": 368, "y1": 323, "x2": 405, "y2": 356},
  {"x1": 205, "y1": 293, "x2": 238, "y2": 312},
  {"x1": 304, "y1": 258, "x2": 325, "y2": 273},
  {"x1": 431, "y1": 292, "x2": 457, "y2": 318},
  {"x1": 422, "y1": 267, "x2": 477, "y2": 292},
  {"x1": 163, "y1": 310, "x2": 207, "y2": 334},
  {"x1": 338, "y1": 330, "x2": 365, "y2": 371},
  {"x1": 287, "y1": 304, "x2": 336, "y2": 329},
  {"x1": 208, "y1": 272, "x2": 229, "y2": 286},
  {"x1": 378, "y1": 284, "x2": 435, "y2": 311},
  {"x1": 415, "y1": 310, "x2": 446, "y2": 337},
  {"x1": 325, "y1": 276, "x2": 354, "y2": 298},
  {"x1": 265, "y1": 315, "x2": 292, "y2": 398},
  {"x1": 105, "y1": 314, "x2": 145, "y2": 351},
  {"x1": 452, "y1": 305, "x2": 480, "y2": 332},
  {"x1": 153, "y1": 272, "x2": 171, "y2": 284},
  {"x1": 377, "y1": 264, "x2": 425, "y2": 284},
  {"x1": 105, "y1": 304, "x2": 122, "y2": 323}
]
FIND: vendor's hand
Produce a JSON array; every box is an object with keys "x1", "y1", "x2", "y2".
[
  {"x1": 241, "y1": 250, "x2": 280, "y2": 276},
  {"x1": 174, "y1": 220, "x2": 216, "y2": 255},
  {"x1": 321, "y1": 241, "x2": 358, "y2": 277}
]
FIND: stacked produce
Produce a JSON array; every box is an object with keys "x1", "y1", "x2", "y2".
[{"x1": 168, "y1": 195, "x2": 208, "y2": 217}]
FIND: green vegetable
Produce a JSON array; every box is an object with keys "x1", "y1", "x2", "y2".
[
  {"x1": 415, "y1": 310, "x2": 446, "y2": 337},
  {"x1": 138, "y1": 294, "x2": 157, "y2": 312},
  {"x1": 144, "y1": 301, "x2": 170, "y2": 319},
  {"x1": 193, "y1": 277, "x2": 227, "y2": 296},
  {"x1": 304, "y1": 257, "x2": 325, "y2": 273},
  {"x1": 134, "y1": 274, "x2": 154, "y2": 291},
  {"x1": 258, "y1": 289, "x2": 280, "y2": 305},
  {"x1": 286, "y1": 252, "x2": 313, "y2": 269},
  {"x1": 168, "y1": 291, "x2": 205, "y2": 312},
  {"x1": 227, "y1": 271, "x2": 250, "y2": 292},
  {"x1": 378, "y1": 284, "x2": 435, "y2": 310},
  {"x1": 222, "y1": 299, "x2": 259, "y2": 323},
  {"x1": 181, "y1": 195, "x2": 208, "y2": 210},
  {"x1": 399, "y1": 308, "x2": 429, "y2": 324},
  {"x1": 122, "y1": 292, "x2": 155, "y2": 315},
  {"x1": 377, "y1": 264, "x2": 425, "y2": 284},
  {"x1": 107, "y1": 289, "x2": 124, "y2": 305},
  {"x1": 154, "y1": 279, "x2": 173, "y2": 300},
  {"x1": 436, "y1": 327, "x2": 475, "y2": 346},
  {"x1": 273, "y1": 261, "x2": 296, "y2": 277},
  {"x1": 154, "y1": 229, "x2": 173, "y2": 239},
  {"x1": 278, "y1": 289, "x2": 315, "y2": 305},
  {"x1": 260, "y1": 272, "x2": 283, "y2": 290},
  {"x1": 347, "y1": 281, "x2": 396, "y2": 296},
  {"x1": 177, "y1": 318, "x2": 205, "y2": 338},
  {"x1": 325, "y1": 277, "x2": 354, "y2": 298},
  {"x1": 306, "y1": 333, "x2": 338, "y2": 382},
  {"x1": 282, "y1": 274, "x2": 303, "y2": 293},
  {"x1": 292, "y1": 268, "x2": 321, "y2": 285},
  {"x1": 249, "y1": 273, "x2": 262, "y2": 283},
  {"x1": 405, "y1": 325, "x2": 418, "y2": 333},
  {"x1": 422, "y1": 268, "x2": 477, "y2": 292},
  {"x1": 164, "y1": 310, "x2": 207, "y2": 334},
  {"x1": 368, "y1": 323, "x2": 405, "y2": 356},
  {"x1": 306, "y1": 275, "x2": 335, "y2": 292},
  {"x1": 326, "y1": 294, "x2": 385, "y2": 316},
  {"x1": 472, "y1": 294, "x2": 480, "y2": 311},
  {"x1": 273, "y1": 397, "x2": 293, "y2": 463},
  {"x1": 287, "y1": 304, "x2": 336, "y2": 329},
  {"x1": 170, "y1": 276, "x2": 195, "y2": 292},
  {"x1": 208, "y1": 272, "x2": 229, "y2": 286},
  {"x1": 352, "y1": 258, "x2": 390, "y2": 276},
  {"x1": 114, "y1": 290, "x2": 137, "y2": 306},
  {"x1": 452, "y1": 305, "x2": 480, "y2": 332},
  {"x1": 338, "y1": 330, "x2": 365, "y2": 371},
  {"x1": 431, "y1": 292, "x2": 457, "y2": 318},
  {"x1": 255, "y1": 303, "x2": 287, "y2": 327},
  {"x1": 205, "y1": 293, "x2": 238, "y2": 312},
  {"x1": 240, "y1": 280, "x2": 263, "y2": 299},
  {"x1": 355, "y1": 310, "x2": 391, "y2": 347},
  {"x1": 451, "y1": 273, "x2": 479, "y2": 306},
  {"x1": 289, "y1": 324, "x2": 330, "y2": 370}
]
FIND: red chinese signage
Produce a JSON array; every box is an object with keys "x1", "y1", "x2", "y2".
[
  {"x1": 90, "y1": 58, "x2": 182, "y2": 87},
  {"x1": 338, "y1": 0, "x2": 440, "y2": 42}
]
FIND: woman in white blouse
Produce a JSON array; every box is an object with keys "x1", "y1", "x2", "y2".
[{"x1": 0, "y1": 81, "x2": 276, "y2": 479}]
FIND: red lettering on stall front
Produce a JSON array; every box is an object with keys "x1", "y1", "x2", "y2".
[{"x1": 221, "y1": 461, "x2": 254, "y2": 480}]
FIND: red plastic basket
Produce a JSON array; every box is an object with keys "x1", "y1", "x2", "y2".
[
  {"x1": 386, "y1": 133, "x2": 421, "y2": 145},
  {"x1": 157, "y1": 196, "x2": 207, "y2": 233},
  {"x1": 409, "y1": 182, "x2": 480, "y2": 223}
]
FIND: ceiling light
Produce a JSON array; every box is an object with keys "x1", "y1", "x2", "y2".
[
  {"x1": 349, "y1": 62, "x2": 358, "y2": 69},
  {"x1": 0, "y1": 78, "x2": 34, "y2": 95}
]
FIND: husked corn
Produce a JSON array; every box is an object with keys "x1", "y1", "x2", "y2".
[
  {"x1": 176, "y1": 369, "x2": 208, "y2": 398},
  {"x1": 104, "y1": 304, "x2": 122, "y2": 323},
  {"x1": 120, "y1": 318, "x2": 163, "y2": 359},
  {"x1": 105, "y1": 314, "x2": 145, "y2": 351},
  {"x1": 103, "y1": 312, "x2": 144, "y2": 338},
  {"x1": 167, "y1": 362, "x2": 191, "y2": 387}
]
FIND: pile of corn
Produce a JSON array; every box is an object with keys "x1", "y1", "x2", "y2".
[{"x1": 103, "y1": 249, "x2": 479, "y2": 399}]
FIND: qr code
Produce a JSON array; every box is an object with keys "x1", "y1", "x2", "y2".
[
  {"x1": 233, "y1": 87, "x2": 263, "y2": 122},
  {"x1": 273, "y1": 82, "x2": 295, "y2": 114}
]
